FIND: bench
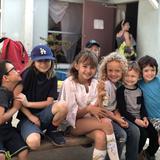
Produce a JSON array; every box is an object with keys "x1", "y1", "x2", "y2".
[{"x1": 34, "y1": 136, "x2": 93, "y2": 152}]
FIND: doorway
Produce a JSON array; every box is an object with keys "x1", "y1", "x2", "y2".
[
  {"x1": 126, "y1": 2, "x2": 138, "y2": 41},
  {"x1": 48, "y1": 0, "x2": 116, "y2": 63}
]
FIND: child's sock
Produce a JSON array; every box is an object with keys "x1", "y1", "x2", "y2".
[
  {"x1": 92, "y1": 148, "x2": 106, "y2": 160},
  {"x1": 106, "y1": 133, "x2": 119, "y2": 160}
]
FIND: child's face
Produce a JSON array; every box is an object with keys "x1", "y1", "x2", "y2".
[
  {"x1": 106, "y1": 61, "x2": 123, "y2": 84},
  {"x1": 5, "y1": 63, "x2": 22, "y2": 82},
  {"x1": 75, "y1": 62, "x2": 96, "y2": 83},
  {"x1": 88, "y1": 45, "x2": 100, "y2": 57},
  {"x1": 34, "y1": 60, "x2": 52, "y2": 73},
  {"x1": 123, "y1": 69, "x2": 139, "y2": 87},
  {"x1": 142, "y1": 65, "x2": 156, "y2": 82}
]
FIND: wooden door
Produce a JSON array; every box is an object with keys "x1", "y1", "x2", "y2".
[{"x1": 82, "y1": 0, "x2": 116, "y2": 57}]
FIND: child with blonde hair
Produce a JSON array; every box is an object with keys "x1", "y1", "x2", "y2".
[
  {"x1": 59, "y1": 50, "x2": 120, "y2": 160},
  {"x1": 97, "y1": 52, "x2": 140, "y2": 160}
]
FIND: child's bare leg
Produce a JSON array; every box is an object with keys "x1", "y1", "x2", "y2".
[
  {"x1": 88, "y1": 130, "x2": 107, "y2": 160},
  {"x1": 71, "y1": 117, "x2": 119, "y2": 160},
  {"x1": 26, "y1": 133, "x2": 41, "y2": 150},
  {"x1": 51, "y1": 101, "x2": 68, "y2": 126},
  {"x1": 17, "y1": 149, "x2": 28, "y2": 160},
  {"x1": 71, "y1": 117, "x2": 112, "y2": 135},
  {"x1": 0, "y1": 153, "x2": 5, "y2": 160}
]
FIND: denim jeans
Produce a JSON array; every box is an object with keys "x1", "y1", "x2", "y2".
[
  {"x1": 112, "y1": 121, "x2": 127, "y2": 158},
  {"x1": 123, "y1": 120, "x2": 140, "y2": 160},
  {"x1": 106, "y1": 120, "x2": 140, "y2": 160}
]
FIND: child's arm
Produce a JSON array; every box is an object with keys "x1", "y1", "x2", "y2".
[
  {"x1": 0, "y1": 105, "x2": 20, "y2": 125},
  {"x1": 16, "y1": 93, "x2": 54, "y2": 109},
  {"x1": 107, "y1": 110, "x2": 128, "y2": 128},
  {"x1": 14, "y1": 83, "x2": 40, "y2": 126},
  {"x1": 20, "y1": 107, "x2": 40, "y2": 126},
  {"x1": 77, "y1": 104, "x2": 107, "y2": 120},
  {"x1": 0, "y1": 84, "x2": 23, "y2": 124}
]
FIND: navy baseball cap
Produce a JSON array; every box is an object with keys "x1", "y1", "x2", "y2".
[
  {"x1": 31, "y1": 45, "x2": 56, "y2": 61},
  {"x1": 85, "y1": 40, "x2": 100, "y2": 48}
]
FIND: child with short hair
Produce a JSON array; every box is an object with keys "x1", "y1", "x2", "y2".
[
  {"x1": 0, "y1": 60, "x2": 28, "y2": 160},
  {"x1": 59, "y1": 50, "x2": 120, "y2": 160},
  {"x1": 117, "y1": 61, "x2": 159, "y2": 160},
  {"x1": 16, "y1": 45, "x2": 68, "y2": 149},
  {"x1": 85, "y1": 39, "x2": 101, "y2": 58},
  {"x1": 97, "y1": 52, "x2": 140, "y2": 160}
]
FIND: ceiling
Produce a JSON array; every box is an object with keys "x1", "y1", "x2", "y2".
[{"x1": 58, "y1": 0, "x2": 139, "y2": 4}]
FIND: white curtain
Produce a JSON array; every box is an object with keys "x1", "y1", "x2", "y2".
[{"x1": 49, "y1": 0, "x2": 69, "y2": 24}]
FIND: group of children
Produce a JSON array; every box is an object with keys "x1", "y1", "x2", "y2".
[{"x1": 0, "y1": 41, "x2": 160, "y2": 160}]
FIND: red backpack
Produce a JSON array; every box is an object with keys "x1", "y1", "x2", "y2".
[{"x1": 0, "y1": 37, "x2": 29, "y2": 72}]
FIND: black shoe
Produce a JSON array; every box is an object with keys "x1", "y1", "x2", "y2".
[
  {"x1": 142, "y1": 150, "x2": 156, "y2": 160},
  {"x1": 45, "y1": 131, "x2": 66, "y2": 146}
]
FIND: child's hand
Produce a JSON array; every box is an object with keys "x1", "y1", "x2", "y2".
[
  {"x1": 118, "y1": 118, "x2": 128, "y2": 128},
  {"x1": 135, "y1": 119, "x2": 145, "y2": 127},
  {"x1": 87, "y1": 105, "x2": 107, "y2": 121},
  {"x1": 143, "y1": 117, "x2": 149, "y2": 128},
  {"x1": 104, "y1": 110, "x2": 114, "y2": 118},
  {"x1": 29, "y1": 115, "x2": 41, "y2": 127},
  {"x1": 16, "y1": 93, "x2": 30, "y2": 107}
]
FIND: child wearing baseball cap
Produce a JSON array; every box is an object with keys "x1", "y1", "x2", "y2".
[
  {"x1": 16, "y1": 45, "x2": 68, "y2": 149},
  {"x1": 85, "y1": 39, "x2": 101, "y2": 58}
]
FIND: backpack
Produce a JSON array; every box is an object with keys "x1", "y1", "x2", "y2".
[{"x1": 0, "y1": 37, "x2": 29, "y2": 72}]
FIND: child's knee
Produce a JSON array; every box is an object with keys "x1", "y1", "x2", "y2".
[
  {"x1": 0, "y1": 153, "x2": 5, "y2": 160},
  {"x1": 52, "y1": 101, "x2": 68, "y2": 115},
  {"x1": 26, "y1": 133, "x2": 41, "y2": 150},
  {"x1": 59, "y1": 101, "x2": 68, "y2": 114},
  {"x1": 101, "y1": 118, "x2": 113, "y2": 133},
  {"x1": 17, "y1": 149, "x2": 28, "y2": 160}
]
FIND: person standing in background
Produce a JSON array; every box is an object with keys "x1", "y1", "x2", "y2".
[{"x1": 115, "y1": 20, "x2": 136, "y2": 61}]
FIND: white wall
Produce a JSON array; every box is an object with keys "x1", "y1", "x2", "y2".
[
  {"x1": 2, "y1": 0, "x2": 25, "y2": 41},
  {"x1": 2, "y1": 0, "x2": 49, "y2": 53},
  {"x1": 137, "y1": 0, "x2": 160, "y2": 64},
  {"x1": 33, "y1": 0, "x2": 49, "y2": 48}
]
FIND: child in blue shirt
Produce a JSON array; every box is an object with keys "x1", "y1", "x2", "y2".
[{"x1": 138, "y1": 55, "x2": 160, "y2": 145}]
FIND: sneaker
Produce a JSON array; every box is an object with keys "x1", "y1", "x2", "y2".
[
  {"x1": 45, "y1": 130, "x2": 66, "y2": 146},
  {"x1": 142, "y1": 150, "x2": 156, "y2": 160}
]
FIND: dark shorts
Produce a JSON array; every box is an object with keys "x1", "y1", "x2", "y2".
[
  {"x1": 18, "y1": 105, "x2": 54, "y2": 141},
  {"x1": 0, "y1": 125, "x2": 27, "y2": 157}
]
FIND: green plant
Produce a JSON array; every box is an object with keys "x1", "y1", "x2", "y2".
[{"x1": 40, "y1": 33, "x2": 71, "y2": 57}]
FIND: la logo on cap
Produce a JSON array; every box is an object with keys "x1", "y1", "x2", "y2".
[{"x1": 40, "y1": 48, "x2": 46, "y2": 55}]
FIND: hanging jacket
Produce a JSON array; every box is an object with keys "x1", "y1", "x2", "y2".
[{"x1": 0, "y1": 37, "x2": 29, "y2": 72}]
